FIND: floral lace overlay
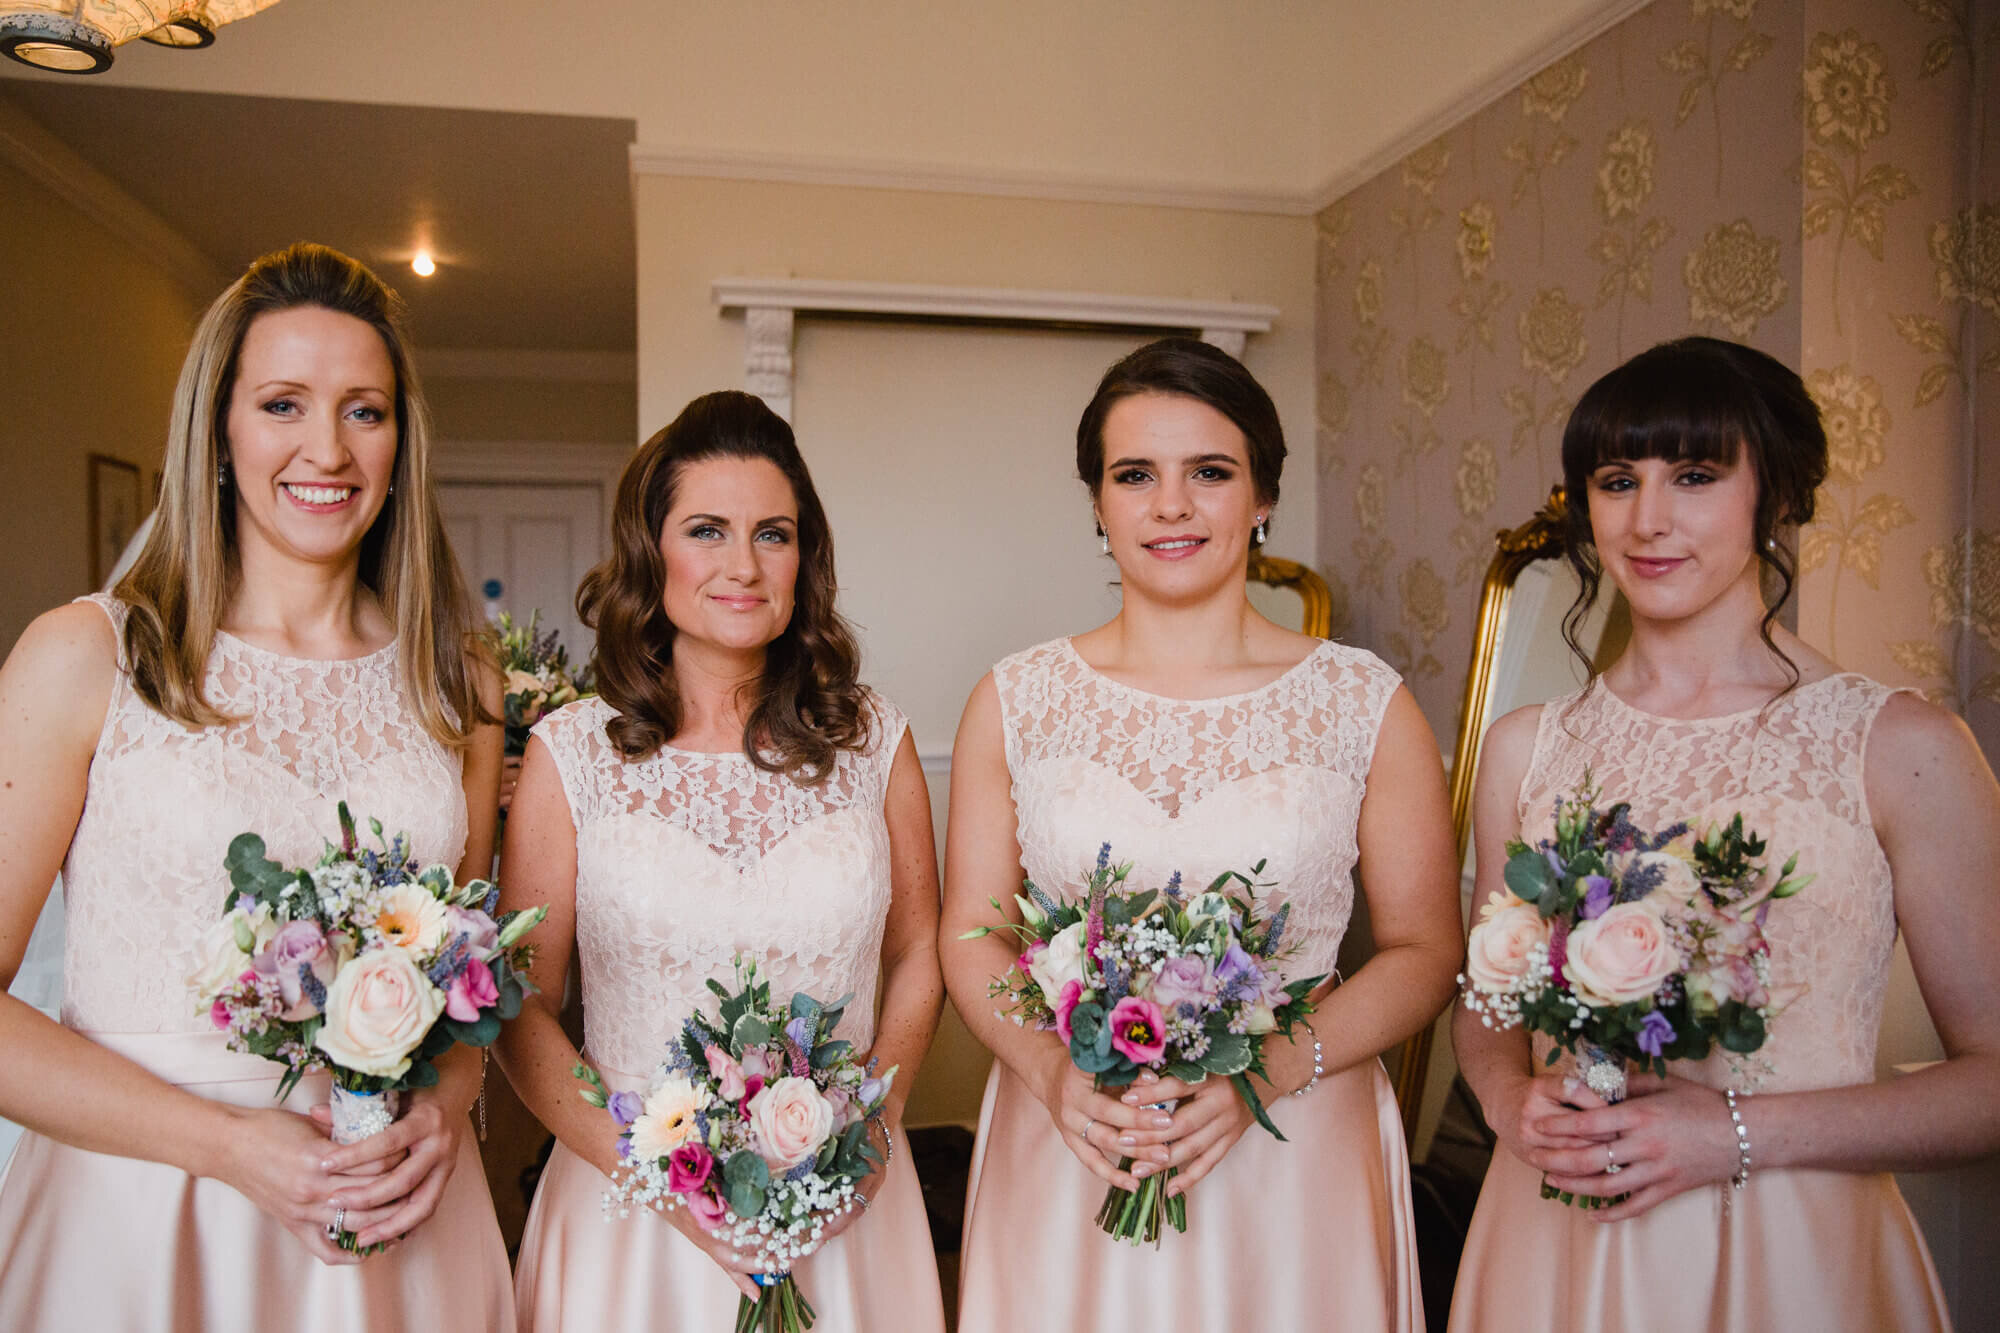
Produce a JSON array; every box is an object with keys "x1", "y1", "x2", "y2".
[
  {"x1": 1517, "y1": 676, "x2": 1904, "y2": 1093},
  {"x1": 61, "y1": 594, "x2": 467, "y2": 1033},
  {"x1": 996, "y1": 638, "x2": 1402, "y2": 979},
  {"x1": 533, "y1": 694, "x2": 907, "y2": 1076}
]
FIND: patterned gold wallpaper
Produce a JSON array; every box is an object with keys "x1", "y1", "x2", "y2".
[{"x1": 1315, "y1": 0, "x2": 1997, "y2": 761}]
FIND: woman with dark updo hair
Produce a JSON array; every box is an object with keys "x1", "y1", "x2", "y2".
[
  {"x1": 941, "y1": 338, "x2": 1461, "y2": 1330},
  {"x1": 497, "y1": 390, "x2": 946, "y2": 1331},
  {"x1": 1448, "y1": 337, "x2": 1999, "y2": 1332}
]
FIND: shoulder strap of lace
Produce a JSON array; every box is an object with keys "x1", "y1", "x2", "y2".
[
  {"x1": 1516, "y1": 682, "x2": 1593, "y2": 828},
  {"x1": 531, "y1": 696, "x2": 613, "y2": 829},
  {"x1": 71, "y1": 592, "x2": 131, "y2": 673},
  {"x1": 991, "y1": 638, "x2": 1065, "y2": 776},
  {"x1": 860, "y1": 689, "x2": 910, "y2": 803}
]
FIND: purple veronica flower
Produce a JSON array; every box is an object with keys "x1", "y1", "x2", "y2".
[
  {"x1": 1580, "y1": 875, "x2": 1613, "y2": 920},
  {"x1": 1636, "y1": 1010, "x2": 1674, "y2": 1058},
  {"x1": 607, "y1": 1090, "x2": 643, "y2": 1127}
]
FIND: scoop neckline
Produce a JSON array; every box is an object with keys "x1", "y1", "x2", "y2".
[
  {"x1": 1591, "y1": 671, "x2": 1854, "y2": 727},
  {"x1": 214, "y1": 626, "x2": 397, "y2": 667},
  {"x1": 1057, "y1": 635, "x2": 1332, "y2": 706}
]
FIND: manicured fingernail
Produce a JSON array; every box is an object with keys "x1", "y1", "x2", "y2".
[
  {"x1": 1152, "y1": 1114, "x2": 1173, "y2": 1129},
  {"x1": 1118, "y1": 1133, "x2": 1136, "y2": 1146},
  {"x1": 1121, "y1": 1092, "x2": 1140, "y2": 1105},
  {"x1": 1152, "y1": 1148, "x2": 1169, "y2": 1163},
  {"x1": 1133, "y1": 1164, "x2": 1152, "y2": 1178}
]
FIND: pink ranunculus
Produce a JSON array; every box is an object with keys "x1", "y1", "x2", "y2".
[
  {"x1": 446, "y1": 905, "x2": 501, "y2": 958},
  {"x1": 1465, "y1": 900, "x2": 1552, "y2": 994},
  {"x1": 747, "y1": 1076, "x2": 836, "y2": 1171},
  {"x1": 1106, "y1": 996, "x2": 1168, "y2": 1065},
  {"x1": 445, "y1": 956, "x2": 499, "y2": 1022},
  {"x1": 1564, "y1": 900, "x2": 1680, "y2": 1007},
  {"x1": 705, "y1": 1043, "x2": 749, "y2": 1101},
  {"x1": 685, "y1": 1186, "x2": 730, "y2": 1233},
  {"x1": 1052, "y1": 979, "x2": 1085, "y2": 1045},
  {"x1": 1146, "y1": 954, "x2": 1216, "y2": 1013},
  {"x1": 666, "y1": 1141, "x2": 714, "y2": 1194}
]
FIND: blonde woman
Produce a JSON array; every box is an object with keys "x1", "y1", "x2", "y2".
[{"x1": 0, "y1": 244, "x2": 514, "y2": 1329}]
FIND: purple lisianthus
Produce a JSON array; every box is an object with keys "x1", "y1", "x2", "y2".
[
  {"x1": 607, "y1": 1090, "x2": 643, "y2": 1126},
  {"x1": 1213, "y1": 943, "x2": 1262, "y2": 1000},
  {"x1": 784, "y1": 1015, "x2": 815, "y2": 1052},
  {"x1": 1580, "y1": 875, "x2": 1614, "y2": 921},
  {"x1": 1635, "y1": 1009, "x2": 1675, "y2": 1058}
]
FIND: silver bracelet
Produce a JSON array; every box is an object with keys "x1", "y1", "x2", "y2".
[
  {"x1": 881, "y1": 1123, "x2": 895, "y2": 1164},
  {"x1": 1289, "y1": 1035, "x2": 1324, "y2": 1098},
  {"x1": 1725, "y1": 1088, "x2": 1751, "y2": 1190}
]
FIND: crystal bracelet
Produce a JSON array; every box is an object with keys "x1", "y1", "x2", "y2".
[
  {"x1": 1289, "y1": 1035, "x2": 1324, "y2": 1098},
  {"x1": 1725, "y1": 1088, "x2": 1751, "y2": 1190}
]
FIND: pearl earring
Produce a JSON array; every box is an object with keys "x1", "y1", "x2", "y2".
[
  {"x1": 1100, "y1": 530, "x2": 1111, "y2": 556},
  {"x1": 1254, "y1": 516, "x2": 1268, "y2": 545}
]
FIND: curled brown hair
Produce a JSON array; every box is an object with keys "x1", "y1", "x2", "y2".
[
  {"x1": 116, "y1": 242, "x2": 488, "y2": 745},
  {"x1": 1558, "y1": 336, "x2": 1828, "y2": 688},
  {"x1": 578, "y1": 390, "x2": 869, "y2": 782}
]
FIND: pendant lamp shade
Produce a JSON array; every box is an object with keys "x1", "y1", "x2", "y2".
[{"x1": 1, "y1": 1, "x2": 280, "y2": 72}]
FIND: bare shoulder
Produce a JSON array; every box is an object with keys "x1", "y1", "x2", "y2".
[
  {"x1": 953, "y1": 672, "x2": 1002, "y2": 757},
  {"x1": 1481, "y1": 702, "x2": 1547, "y2": 771},
  {"x1": 1866, "y1": 690, "x2": 1995, "y2": 800},
  {"x1": 0, "y1": 603, "x2": 120, "y2": 755}
]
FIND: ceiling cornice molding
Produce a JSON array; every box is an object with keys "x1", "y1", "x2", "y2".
[
  {"x1": 711, "y1": 276, "x2": 1279, "y2": 333},
  {"x1": 0, "y1": 92, "x2": 227, "y2": 298},
  {"x1": 631, "y1": 144, "x2": 1317, "y2": 217},
  {"x1": 1307, "y1": 0, "x2": 1655, "y2": 213},
  {"x1": 421, "y1": 347, "x2": 637, "y2": 384}
]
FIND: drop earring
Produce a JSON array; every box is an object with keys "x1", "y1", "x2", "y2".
[
  {"x1": 217, "y1": 460, "x2": 231, "y2": 489},
  {"x1": 1254, "y1": 515, "x2": 1268, "y2": 545},
  {"x1": 1100, "y1": 529, "x2": 1110, "y2": 556}
]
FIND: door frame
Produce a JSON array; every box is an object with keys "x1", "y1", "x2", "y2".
[{"x1": 432, "y1": 439, "x2": 632, "y2": 547}]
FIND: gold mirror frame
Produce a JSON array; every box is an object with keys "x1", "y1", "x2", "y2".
[
  {"x1": 1391, "y1": 485, "x2": 1569, "y2": 1143},
  {"x1": 1247, "y1": 552, "x2": 1333, "y2": 636}
]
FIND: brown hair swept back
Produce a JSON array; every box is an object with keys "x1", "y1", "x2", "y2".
[
  {"x1": 115, "y1": 242, "x2": 489, "y2": 746},
  {"x1": 578, "y1": 390, "x2": 870, "y2": 783}
]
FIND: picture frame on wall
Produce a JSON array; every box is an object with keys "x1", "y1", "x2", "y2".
[{"x1": 87, "y1": 453, "x2": 141, "y2": 589}]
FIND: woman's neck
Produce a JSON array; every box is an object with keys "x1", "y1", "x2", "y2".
[
  {"x1": 224, "y1": 542, "x2": 378, "y2": 655},
  {"x1": 669, "y1": 636, "x2": 767, "y2": 745},
  {"x1": 1604, "y1": 568, "x2": 1810, "y2": 710},
  {"x1": 1098, "y1": 585, "x2": 1262, "y2": 673}
]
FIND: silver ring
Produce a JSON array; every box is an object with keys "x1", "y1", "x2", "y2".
[
  {"x1": 1081, "y1": 1117, "x2": 1095, "y2": 1143},
  {"x1": 1605, "y1": 1143, "x2": 1622, "y2": 1175}
]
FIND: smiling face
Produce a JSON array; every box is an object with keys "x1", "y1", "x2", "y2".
[
  {"x1": 657, "y1": 455, "x2": 801, "y2": 655},
  {"x1": 223, "y1": 305, "x2": 398, "y2": 574},
  {"x1": 1585, "y1": 449, "x2": 1762, "y2": 625},
  {"x1": 1094, "y1": 392, "x2": 1268, "y2": 604}
]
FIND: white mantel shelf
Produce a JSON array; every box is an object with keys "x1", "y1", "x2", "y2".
[{"x1": 711, "y1": 276, "x2": 1279, "y2": 421}]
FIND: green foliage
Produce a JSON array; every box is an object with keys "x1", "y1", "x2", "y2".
[{"x1": 722, "y1": 1150, "x2": 770, "y2": 1219}]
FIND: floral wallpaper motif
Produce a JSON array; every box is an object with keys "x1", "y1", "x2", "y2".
[{"x1": 1314, "y1": 0, "x2": 1997, "y2": 764}]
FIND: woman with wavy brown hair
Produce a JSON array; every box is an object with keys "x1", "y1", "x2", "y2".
[
  {"x1": 0, "y1": 243, "x2": 513, "y2": 1329},
  {"x1": 499, "y1": 390, "x2": 946, "y2": 1332}
]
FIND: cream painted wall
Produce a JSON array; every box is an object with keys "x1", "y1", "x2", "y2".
[
  {"x1": 631, "y1": 174, "x2": 1314, "y2": 1123},
  {"x1": 0, "y1": 156, "x2": 202, "y2": 654}
]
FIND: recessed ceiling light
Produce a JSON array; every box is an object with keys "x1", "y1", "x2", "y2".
[{"x1": 411, "y1": 251, "x2": 436, "y2": 277}]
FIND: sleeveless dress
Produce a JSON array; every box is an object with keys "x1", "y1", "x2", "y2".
[
  {"x1": 0, "y1": 593, "x2": 514, "y2": 1332},
  {"x1": 1448, "y1": 675, "x2": 1952, "y2": 1333},
  {"x1": 511, "y1": 694, "x2": 945, "y2": 1332},
  {"x1": 956, "y1": 636, "x2": 1424, "y2": 1333}
]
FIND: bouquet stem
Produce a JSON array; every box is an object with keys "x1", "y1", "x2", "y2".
[
  {"x1": 736, "y1": 1272, "x2": 815, "y2": 1333},
  {"x1": 1095, "y1": 1163, "x2": 1187, "y2": 1245},
  {"x1": 327, "y1": 1085, "x2": 399, "y2": 1253},
  {"x1": 1539, "y1": 1042, "x2": 1630, "y2": 1211}
]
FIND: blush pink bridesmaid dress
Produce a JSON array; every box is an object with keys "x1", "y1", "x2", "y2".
[
  {"x1": 510, "y1": 693, "x2": 945, "y2": 1333},
  {"x1": 1448, "y1": 676, "x2": 1953, "y2": 1333},
  {"x1": 955, "y1": 637, "x2": 1424, "y2": 1333},
  {"x1": 0, "y1": 593, "x2": 514, "y2": 1332}
]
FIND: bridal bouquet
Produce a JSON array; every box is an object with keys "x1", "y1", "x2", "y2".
[
  {"x1": 191, "y1": 803, "x2": 545, "y2": 1249},
  {"x1": 491, "y1": 609, "x2": 593, "y2": 756},
  {"x1": 577, "y1": 958, "x2": 895, "y2": 1333},
  {"x1": 962, "y1": 844, "x2": 1325, "y2": 1245},
  {"x1": 1458, "y1": 779, "x2": 1809, "y2": 1206}
]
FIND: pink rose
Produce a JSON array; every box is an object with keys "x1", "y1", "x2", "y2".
[
  {"x1": 685, "y1": 1186, "x2": 730, "y2": 1233},
  {"x1": 1107, "y1": 996, "x2": 1168, "y2": 1065},
  {"x1": 667, "y1": 1142, "x2": 714, "y2": 1195},
  {"x1": 313, "y1": 949, "x2": 446, "y2": 1079},
  {"x1": 1465, "y1": 899, "x2": 1552, "y2": 994},
  {"x1": 740, "y1": 1046, "x2": 779, "y2": 1083},
  {"x1": 747, "y1": 1076, "x2": 835, "y2": 1171},
  {"x1": 1564, "y1": 900, "x2": 1680, "y2": 1007},
  {"x1": 444, "y1": 956, "x2": 498, "y2": 1022},
  {"x1": 705, "y1": 1044, "x2": 749, "y2": 1101},
  {"x1": 1052, "y1": 979, "x2": 1084, "y2": 1045},
  {"x1": 1146, "y1": 955, "x2": 1216, "y2": 1013}
]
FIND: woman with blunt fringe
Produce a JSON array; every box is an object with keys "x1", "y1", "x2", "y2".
[
  {"x1": 500, "y1": 391, "x2": 946, "y2": 1332},
  {"x1": 1448, "y1": 337, "x2": 1999, "y2": 1333},
  {"x1": 941, "y1": 338, "x2": 1461, "y2": 1331},
  {"x1": 0, "y1": 244, "x2": 513, "y2": 1329}
]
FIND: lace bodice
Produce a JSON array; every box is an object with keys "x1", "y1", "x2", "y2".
[
  {"x1": 1517, "y1": 676, "x2": 1905, "y2": 1093},
  {"x1": 61, "y1": 594, "x2": 468, "y2": 1033},
  {"x1": 535, "y1": 694, "x2": 907, "y2": 1076},
  {"x1": 997, "y1": 637, "x2": 1402, "y2": 978}
]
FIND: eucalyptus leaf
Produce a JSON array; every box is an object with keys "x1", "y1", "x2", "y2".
[{"x1": 1505, "y1": 849, "x2": 1556, "y2": 903}]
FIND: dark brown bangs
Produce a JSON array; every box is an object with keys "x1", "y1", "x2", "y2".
[{"x1": 1562, "y1": 346, "x2": 1754, "y2": 481}]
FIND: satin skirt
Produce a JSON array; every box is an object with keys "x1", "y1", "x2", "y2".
[
  {"x1": 1448, "y1": 1146, "x2": 1951, "y2": 1332},
  {"x1": 0, "y1": 1029, "x2": 514, "y2": 1333},
  {"x1": 512, "y1": 1063, "x2": 946, "y2": 1333},
  {"x1": 956, "y1": 1057, "x2": 1422, "y2": 1333}
]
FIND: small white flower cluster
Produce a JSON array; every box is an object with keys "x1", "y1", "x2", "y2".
[
  {"x1": 310, "y1": 862, "x2": 376, "y2": 920},
  {"x1": 1457, "y1": 942, "x2": 1568, "y2": 1030},
  {"x1": 1097, "y1": 918, "x2": 1181, "y2": 978},
  {"x1": 718, "y1": 1176, "x2": 860, "y2": 1268}
]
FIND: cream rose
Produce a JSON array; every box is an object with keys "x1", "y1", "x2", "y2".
[
  {"x1": 504, "y1": 668, "x2": 544, "y2": 697},
  {"x1": 748, "y1": 1076, "x2": 836, "y2": 1171},
  {"x1": 1027, "y1": 922, "x2": 1089, "y2": 1000},
  {"x1": 313, "y1": 949, "x2": 446, "y2": 1079},
  {"x1": 1626, "y1": 850, "x2": 1701, "y2": 907},
  {"x1": 1465, "y1": 900, "x2": 1551, "y2": 993},
  {"x1": 1564, "y1": 900, "x2": 1680, "y2": 1007},
  {"x1": 629, "y1": 1074, "x2": 704, "y2": 1162},
  {"x1": 188, "y1": 903, "x2": 280, "y2": 1005}
]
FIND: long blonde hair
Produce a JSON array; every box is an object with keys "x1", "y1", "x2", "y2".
[{"x1": 116, "y1": 242, "x2": 488, "y2": 745}]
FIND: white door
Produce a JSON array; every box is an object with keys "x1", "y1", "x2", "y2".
[{"x1": 438, "y1": 481, "x2": 605, "y2": 665}]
